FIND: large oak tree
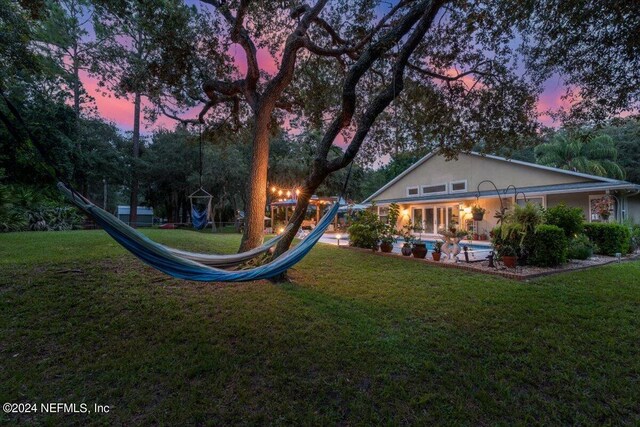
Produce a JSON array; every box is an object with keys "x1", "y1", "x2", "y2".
[{"x1": 103, "y1": 0, "x2": 638, "y2": 257}]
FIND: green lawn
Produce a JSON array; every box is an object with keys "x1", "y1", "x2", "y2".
[{"x1": 1, "y1": 230, "x2": 639, "y2": 425}]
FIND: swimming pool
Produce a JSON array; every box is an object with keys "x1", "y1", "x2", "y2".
[{"x1": 408, "y1": 239, "x2": 491, "y2": 252}]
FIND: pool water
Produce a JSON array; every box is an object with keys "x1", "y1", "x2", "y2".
[{"x1": 403, "y1": 240, "x2": 491, "y2": 252}]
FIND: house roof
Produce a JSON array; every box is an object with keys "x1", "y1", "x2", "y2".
[
  {"x1": 369, "y1": 181, "x2": 640, "y2": 205},
  {"x1": 363, "y1": 151, "x2": 633, "y2": 203}
]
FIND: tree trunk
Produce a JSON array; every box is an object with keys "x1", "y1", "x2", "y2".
[
  {"x1": 239, "y1": 110, "x2": 271, "y2": 251},
  {"x1": 129, "y1": 91, "x2": 141, "y2": 227}
]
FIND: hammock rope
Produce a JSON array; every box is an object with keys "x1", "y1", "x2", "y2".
[{"x1": 189, "y1": 124, "x2": 213, "y2": 230}]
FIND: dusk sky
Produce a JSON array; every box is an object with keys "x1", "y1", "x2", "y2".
[
  {"x1": 81, "y1": 0, "x2": 573, "y2": 138},
  {"x1": 84, "y1": 64, "x2": 570, "y2": 137}
]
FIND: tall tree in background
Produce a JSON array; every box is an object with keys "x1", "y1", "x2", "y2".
[
  {"x1": 90, "y1": 1, "x2": 158, "y2": 227},
  {"x1": 535, "y1": 133, "x2": 625, "y2": 179},
  {"x1": 39, "y1": 0, "x2": 95, "y2": 118},
  {"x1": 600, "y1": 117, "x2": 640, "y2": 184}
]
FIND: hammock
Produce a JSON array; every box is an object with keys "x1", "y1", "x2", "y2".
[
  {"x1": 58, "y1": 183, "x2": 289, "y2": 268},
  {"x1": 191, "y1": 205, "x2": 209, "y2": 230},
  {"x1": 189, "y1": 187, "x2": 212, "y2": 231},
  {"x1": 58, "y1": 182, "x2": 339, "y2": 282}
]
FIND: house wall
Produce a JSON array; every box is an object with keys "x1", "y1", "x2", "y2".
[
  {"x1": 627, "y1": 194, "x2": 640, "y2": 224},
  {"x1": 389, "y1": 196, "x2": 507, "y2": 237},
  {"x1": 372, "y1": 153, "x2": 594, "y2": 202},
  {"x1": 547, "y1": 193, "x2": 593, "y2": 221},
  {"x1": 383, "y1": 190, "x2": 625, "y2": 238}
]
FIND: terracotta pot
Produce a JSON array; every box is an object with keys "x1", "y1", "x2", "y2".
[
  {"x1": 401, "y1": 244, "x2": 412, "y2": 256},
  {"x1": 372, "y1": 244, "x2": 379, "y2": 252},
  {"x1": 479, "y1": 235, "x2": 488, "y2": 241},
  {"x1": 380, "y1": 241, "x2": 394, "y2": 253},
  {"x1": 473, "y1": 233, "x2": 479, "y2": 240},
  {"x1": 412, "y1": 243, "x2": 428, "y2": 259},
  {"x1": 473, "y1": 212, "x2": 484, "y2": 221},
  {"x1": 432, "y1": 252, "x2": 441, "y2": 261},
  {"x1": 502, "y1": 255, "x2": 517, "y2": 268}
]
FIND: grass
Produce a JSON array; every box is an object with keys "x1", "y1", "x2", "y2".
[{"x1": 1, "y1": 230, "x2": 639, "y2": 425}]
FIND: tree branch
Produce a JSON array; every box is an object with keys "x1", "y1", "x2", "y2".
[
  {"x1": 312, "y1": 0, "x2": 439, "y2": 171},
  {"x1": 407, "y1": 61, "x2": 491, "y2": 82},
  {"x1": 328, "y1": 0, "x2": 444, "y2": 172},
  {"x1": 201, "y1": 0, "x2": 260, "y2": 102}
]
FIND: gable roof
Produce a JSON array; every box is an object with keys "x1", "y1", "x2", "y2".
[{"x1": 363, "y1": 151, "x2": 628, "y2": 203}]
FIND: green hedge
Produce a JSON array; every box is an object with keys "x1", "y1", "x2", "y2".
[
  {"x1": 545, "y1": 203, "x2": 584, "y2": 237},
  {"x1": 583, "y1": 223, "x2": 631, "y2": 256},
  {"x1": 527, "y1": 225, "x2": 568, "y2": 267},
  {"x1": 567, "y1": 234, "x2": 594, "y2": 260},
  {"x1": 631, "y1": 225, "x2": 640, "y2": 253}
]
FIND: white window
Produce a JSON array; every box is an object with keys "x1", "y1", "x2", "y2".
[
  {"x1": 450, "y1": 180, "x2": 467, "y2": 193},
  {"x1": 421, "y1": 183, "x2": 447, "y2": 195},
  {"x1": 406, "y1": 186, "x2": 419, "y2": 197},
  {"x1": 516, "y1": 196, "x2": 545, "y2": 208},
  {"x1": 378, "y1": 206, "x2": 390, "y2": 223}
]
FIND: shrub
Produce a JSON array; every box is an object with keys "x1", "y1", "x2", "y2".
[
  {"x1": 527, "y1": 225, "x2": 568, "y2": 267},
  {"x1": 583, "y1": 222, "x2": 631, "y2": 255},
  {"x1": 497, "y1": 202, "x2": 545, "y2": 262},
  {"x1": 631, "y1": 225, "x2": 640, "y2": 253},
  {"x1": 567, "y1": 234, "x2": 594, "y2": 260},
  {"x1": 348, "y1": 208, "x2": 384, "y2": 249},
  {"x1": 545, "y1": 203, "x2": 584, "y2": 237},
  {"x1": 491, "y1": 225, "x2": 519, "y2": 259}
]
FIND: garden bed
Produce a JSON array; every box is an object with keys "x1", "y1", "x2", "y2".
[{"x1": 340, "y1": 245, "x2": 640, "y2": 281}]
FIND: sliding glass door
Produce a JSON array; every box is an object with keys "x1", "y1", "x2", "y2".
[
  {"x1": 424, "y1": 208, "x2": 434, "y2": 233},
  {"x1": 412, "y1": 204, "x2": 459, "y2": 235}
]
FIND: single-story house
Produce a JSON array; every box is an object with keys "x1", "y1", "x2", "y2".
[
  {"x1": 363, "y1": 152, "x2": 640, "y2": 239},
  {"x1": 116, "y1": 205, "x2": 154, "y2": 227}
]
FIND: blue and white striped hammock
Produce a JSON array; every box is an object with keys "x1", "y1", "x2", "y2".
[{"x1": 58, "y1": 182, "x2": 338, "y2": 282}]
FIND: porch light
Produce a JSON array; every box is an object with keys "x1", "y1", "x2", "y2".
[{"x1": 401, "y1": 209, "x2": 409, "y2": 217}]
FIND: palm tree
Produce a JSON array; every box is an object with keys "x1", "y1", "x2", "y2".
[{"x1": 535, "y1": 134, "x2": 625, "y2": 179}]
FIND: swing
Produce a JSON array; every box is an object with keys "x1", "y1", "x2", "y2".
[
  {"x1": 189, "y1": 124, "x2": 213, "y2": 231},
  {"x1": 189, "y1": 187, "x2": 212, "y2": 231}
]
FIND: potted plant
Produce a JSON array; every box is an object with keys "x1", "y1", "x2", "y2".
[
  {"x1": 411, "y1": 223, "x2": 427, "y2": 258},
  {"x1": 594, "y1": 196, "x2": 613, "y2": 221},
  {"x1": 412, "y1": 240, "x2": 428, "y2": 259},
  {"x1": 472, "y1": 205, "x2": 486, "y2": 221},
  {"x1": 472, "y1": 232, "x2": 479, "y2": 240},
  {"x1": 432, "y1": 240, "x2": 443, "y2": 261},
  {"x1": 479, "y1": 231, "x2": 488, "y2": 241},
  {"x1": 379, "y1": 203, "x2": 400, "y2": 253},
  {"x1": 380, "y1": 233, "x2": 395, "y2": 253},
  {"x1": 400, "y1": 222, "x2": 414, "y2": 256},
  {"x1": 499, "y1": 244, "x2": 518, "y2": 268}
]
